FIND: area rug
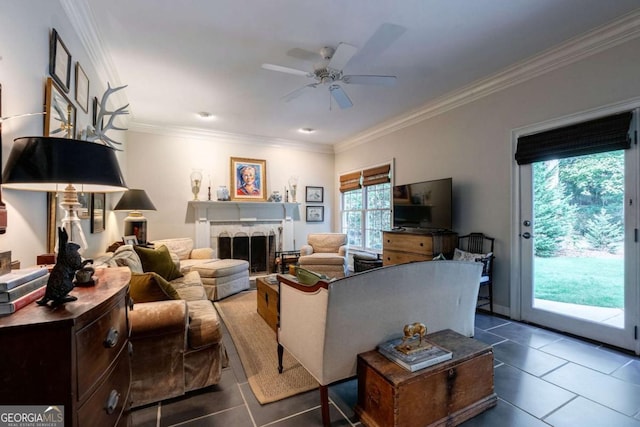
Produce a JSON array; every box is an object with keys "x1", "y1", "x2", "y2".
[{"x1": 214, "y1": 290, "x2": 319, "y2": 404}]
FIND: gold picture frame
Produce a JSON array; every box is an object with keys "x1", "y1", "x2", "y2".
[
  {"x1": 230, "y1": 157, "x2": 267, "y2": 201},
  {"x1": 44, "y1": 77, "x2": 75, "y2": 138}
]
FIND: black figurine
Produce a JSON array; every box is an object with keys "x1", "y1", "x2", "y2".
[{"x1": 37, "y1": 227, "x2": 91, "y2": 307}]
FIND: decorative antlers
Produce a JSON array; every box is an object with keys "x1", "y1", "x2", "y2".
[{"x1": 84, "y1": 83, "x2": 129, "y2": 150}]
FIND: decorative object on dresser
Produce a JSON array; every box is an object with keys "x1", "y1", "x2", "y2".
[
  {"x1": 230, "y1": 157, "x2": 267, "y2": 201},
  {"x1": 1, "y1": 137, "x2": 127, "y2": 250},
  {"x1": 382, "y1": 229, "x2": 457, "y2": 266},
  {"x1": 356, "y1": 329, "x2": 497, "y2": 427},
  {"x1": 114, "y1": 188, "x2": 157, "y2": 244},
  {"x1": 455, "y1": 232, "x2": 495, "y2": 313},
  {"x1": 0, "y1": 267, "x2": 49, "y2": 314},
  {"x1": 37, "y1": 227, "x2": 93, "y2": 307},
  {"x1": 0, "y1": 267, "x2": 132, "y2": 427}
]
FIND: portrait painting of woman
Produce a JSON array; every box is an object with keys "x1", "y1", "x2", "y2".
[{"x1": 230, "y1": 157, "x2": 267, "y2": 201}]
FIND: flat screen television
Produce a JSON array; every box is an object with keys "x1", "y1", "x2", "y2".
[{"x1": 392, "y1": 178, "x2": 452, "y2": 231}]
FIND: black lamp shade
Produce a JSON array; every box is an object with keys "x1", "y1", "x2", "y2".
[
  {"x1": 114, "y1": 189, "x2": 156, "y2": 211},
  {"x1": 2, "y1": 137, "x2": 127, "y2": 192}
]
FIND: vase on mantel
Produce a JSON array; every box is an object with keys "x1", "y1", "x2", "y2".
[{"x1": 216, "y1": 186, "x2": 230, "y2": 201}]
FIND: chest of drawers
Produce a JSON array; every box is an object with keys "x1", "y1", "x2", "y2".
[
  {"x1": 0, "y1": 267, "x2": 132, "y2": 427},
  {"x1": 382, "y1": 230, "x2": 457, "y2": 266}
]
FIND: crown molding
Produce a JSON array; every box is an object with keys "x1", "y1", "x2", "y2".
[
  {"x1": 334, "y1": 9, "x2": 640, "y2": 153},
  {"x1": 60, "y1": 0, "x2": 129, "y2": 115},
  {"x1": 128, "y1": 122, "x2": 334, "y2": 154}
]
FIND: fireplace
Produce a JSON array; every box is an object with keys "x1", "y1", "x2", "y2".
[
  {"x1": 189, "y1": 201, "x2": 299, "y2": 274},
  {"x1": 218, "y1": 230, "x2": 276, "y2": 274}
]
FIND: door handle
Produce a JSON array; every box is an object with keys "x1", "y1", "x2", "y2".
[{"x1": 521, "y1": 232, "x2": 533, "y2": 239}]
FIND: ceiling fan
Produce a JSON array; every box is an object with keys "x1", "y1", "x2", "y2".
[{"x1": 261, "y1": 23, "x2": 405, "y2": 109}]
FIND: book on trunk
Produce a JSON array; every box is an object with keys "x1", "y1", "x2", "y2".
[
  {"x1": 0, "y1": 284, "x2": 47, "y2": 315},
  {"x1": 0, "y1": 267, "x2": 48, "y2": 291},
  {"x1": 0, "y1": 274, "x2": 49, "y2": 302},
  {"x1": 378, "y1": 337, "x2": 453, "y2": 372}
]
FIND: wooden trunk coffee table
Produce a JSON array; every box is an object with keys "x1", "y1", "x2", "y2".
[
  {"x1": 256, "y1": 275, "x2": 279, "y2": 332},
  {"x1": 355, "y1": 329, "x2": 497, "y2": 427}
]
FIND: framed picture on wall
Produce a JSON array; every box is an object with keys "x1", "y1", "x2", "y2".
[
  {"x1": 230, "y1": 157, "x2": 267, "y2": 201},
  {"x1": 305, "y1": 186, "x2": 324, "y2": 203},
  {"x1": 77, "y1": 192, "x2": 90, "y2": 219},
  {"x1": 90, "y1": 193, "x2": 105, "y2": 233},
  {"x1": 49, "y1": 28, "x2": 71, "y2": 93},
  {"x1": 306, "y1": 206, "x2": 324, "y2": 222},
  {"x1": 44, "y1": 77, "x2": 76, "y2": 139},
  {"x1": 75, "y1": 62, "x2": 89, "y2": 113}
]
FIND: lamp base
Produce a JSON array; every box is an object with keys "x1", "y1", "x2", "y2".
[{"x1": 124, "y1": 214, "x2": 148, "y2": 244}]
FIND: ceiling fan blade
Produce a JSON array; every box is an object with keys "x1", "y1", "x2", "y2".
[
  {"x1": 329, "y1": 84, "x2": 353, "y2": 109},
  {"x1": 261, "y1": 63, "x2": 311, "y2": 77},
  {"x1": 327, "y1": 42, "x2": 357, "y2": 71},
  {"x1": 342, "y1": 75, "x2": 397, "y2": 86},
  {"x1": 356, "y1": 23, "x2": 407, "y2": 64},
  {"x1": 287, "y1": 47, "x2": 320, "y2": 62},
  {"x1": 282, "y1": 83, "x2": 318, "y2": 102}
]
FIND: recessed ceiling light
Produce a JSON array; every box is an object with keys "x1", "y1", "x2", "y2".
[
  {"x1": 197, "y1": 112, "x2": 216, "y2": 120},
  {"x1": 298, "y1": 128, "x2": 315, "y2": 134}
]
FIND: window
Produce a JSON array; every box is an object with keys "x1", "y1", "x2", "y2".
[{"x1": 340, "y1": 164, "x2": 392, "y2": 252}]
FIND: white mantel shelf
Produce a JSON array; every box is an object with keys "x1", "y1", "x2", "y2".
[{"x1": 189, "y1": 201, "x2": 300, "y2": 248}]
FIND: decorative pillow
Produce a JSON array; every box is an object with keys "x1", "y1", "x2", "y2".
[
  {"x1": 107, "y1": 245, "x2": 144, "y2": 273},
  {"x1": 129, "y1": 272, "x2": 180, "y2": 303},
  {"x1": 453, "y1": 248, "x2": 492, "y2": 276},
  {"x1": 133, "y1": 244, "x2": 183, "y2": 281}
]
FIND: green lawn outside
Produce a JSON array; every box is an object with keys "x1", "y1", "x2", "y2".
[{"x1": 534, "y1": 256, "x2": 624, "y2": 308}]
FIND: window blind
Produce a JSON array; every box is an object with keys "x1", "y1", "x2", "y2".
[
  {"x1": 515, "y1": 111, "x2": 632, "y2": 165},
  {"x1": 339, "y1": 171, "x2": 362, "y2": 192},
  {"x1": 362, "y1": 164, "x2": 391, "y2": 187}
]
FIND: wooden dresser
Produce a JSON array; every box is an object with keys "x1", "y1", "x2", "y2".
[
  {"x1": 382, "y1": 229, "x2": 457, "y2": 266},
  {"x1": 0, "y1": 267, "x2": 132, "y2": 427}
]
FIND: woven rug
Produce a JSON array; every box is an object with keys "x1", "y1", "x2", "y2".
[{"x1": 214, "y1": 290, "x2": 318, "y2": 404}]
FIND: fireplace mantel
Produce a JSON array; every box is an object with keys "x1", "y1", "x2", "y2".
[{"x1": 189, "y1": 201, "x2": 300, "y2": 248}]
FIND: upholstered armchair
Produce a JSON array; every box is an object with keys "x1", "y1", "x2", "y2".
[
  {"x1": 297, "y1": 233, "x2": 348, "y2": 278},
  {"x1": 277, "y1": 260, "x2": 483, "y2": 426}
]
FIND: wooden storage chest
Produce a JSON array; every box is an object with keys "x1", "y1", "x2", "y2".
[
  {"x1": 382, "y1": 230, "x2": 457, "y2": 266},
  {"x1": 256, "y1": 276, "x2": 279, "y2": 332},
  {"x1": 355, "y1": 329, "x2": 496, "y2": 427}
]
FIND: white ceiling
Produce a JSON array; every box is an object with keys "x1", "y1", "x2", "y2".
[{"x1": 72, "y1": 0, "x2": 640, "y2": 148}]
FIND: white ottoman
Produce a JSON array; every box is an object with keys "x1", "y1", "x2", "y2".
[{"x1": 189, "y1": 259, "x2": 250, "y2": 301}]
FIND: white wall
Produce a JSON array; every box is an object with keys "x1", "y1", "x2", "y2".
[
  {"x1": 0, "y1": 1, "x2": 128, "y2": 262},
  {"x1": 122, "y1": 129, "x2": 335, "y2": 249},
  {"x1": 335, "y1": 36, "x2": 640, "y2": 313}
]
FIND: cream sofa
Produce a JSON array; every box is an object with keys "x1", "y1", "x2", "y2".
[
  {"x1": 152, "y1": 237, "x2": 250, "y2": 300},
  {"x1": 277, "y1": 260, "x2": 483, "y2": 426}
]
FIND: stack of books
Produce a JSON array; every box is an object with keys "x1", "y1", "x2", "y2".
[
  {"x1": 378, "y1": 337, "x2": 453, "y2": 372},
  {"x1": 0, "y1": 267, "x2": 50, "y2": 315}
]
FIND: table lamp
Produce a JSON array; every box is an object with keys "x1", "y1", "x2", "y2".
[
  {"x1": 1, "y1": 137, "x2": 128, "y2": 249},
  {"x1": 113, "y1": 189, "x2": 156, "y2": 244}
]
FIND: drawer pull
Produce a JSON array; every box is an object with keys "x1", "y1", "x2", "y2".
[
  {"x1": 105, "y1": 389, "x2": 120, "y2": 415},
  {"x1": 104, "y1": 327, "x2": 119, "y2": 348}
]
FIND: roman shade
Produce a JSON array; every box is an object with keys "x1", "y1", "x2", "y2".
[
  {"x1": 362, "y1": 164, "x2": 391, "y2": 187},
  {"x1": 339, "y1": 163, "x2": 391, "y2": 193},
  {"x1": 339, "y1": 171, "x2": 362, "y2": 193},
  {"x1": 515, "y1": 111, "x2": 632, "y2": 165}
]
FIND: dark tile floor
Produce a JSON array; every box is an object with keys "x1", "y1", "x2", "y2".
[{"x1": 130, "y1": 312, "x2": 640, "y2": 426}]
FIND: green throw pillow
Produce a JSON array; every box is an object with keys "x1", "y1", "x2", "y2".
[
  {"x1": 133, "y1": 244, "x2": 183, "y2": 281},
  {"x1": 129, "y1": 272, "x2": 180, "y2": 303}
]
